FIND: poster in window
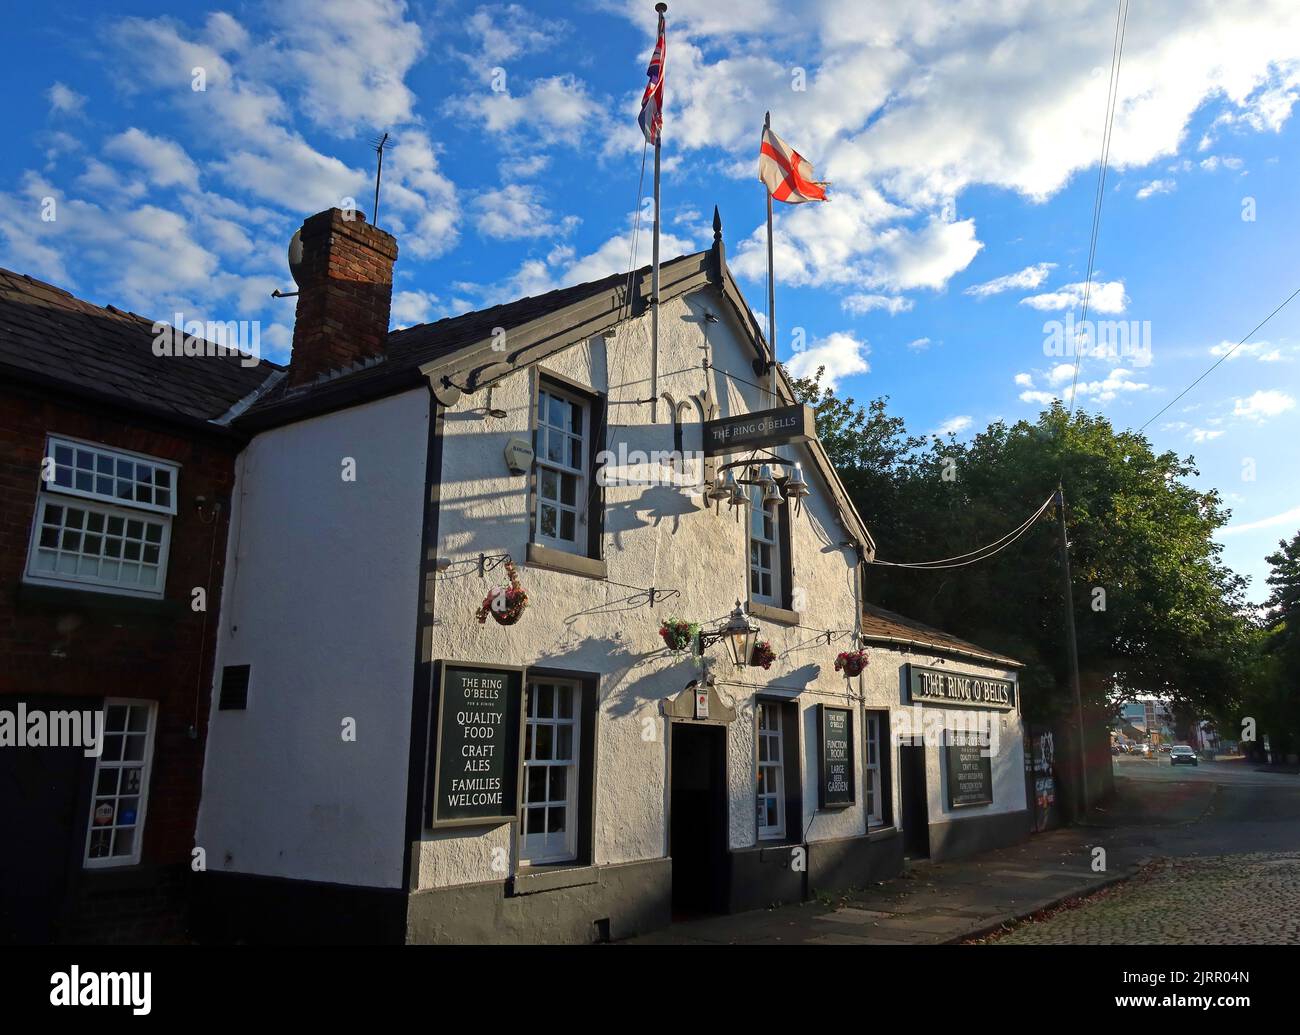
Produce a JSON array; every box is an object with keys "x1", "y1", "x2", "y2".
[
  {"x1": 429, "y1": 662, "x2": 525, "y2": 827},
  {"x1": 818, "y1": 705, "x2": 855, "y2": 809}
]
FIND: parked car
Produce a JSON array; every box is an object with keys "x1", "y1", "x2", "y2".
[{"x1": 1170, "y1": 745, "x2": 1199, "y2": 766}]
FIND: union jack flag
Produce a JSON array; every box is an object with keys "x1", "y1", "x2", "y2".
[{"x1": 638, "y1": 7, "x2": 666, "y2": 145}]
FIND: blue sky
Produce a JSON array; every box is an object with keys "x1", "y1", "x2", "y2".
[{"x1": 3, "y1": 0, "x2": 1299, "y2": 603}]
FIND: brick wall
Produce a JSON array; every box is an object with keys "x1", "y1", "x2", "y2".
[{"x1": 0, "y1": 384, "x2": 243, "y2": 939}]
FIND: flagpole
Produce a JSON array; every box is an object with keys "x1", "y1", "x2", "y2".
[
  {"x1": 649, "y1": 2, "x2": 666, "y2": 424},
  {"x1": 764, "y1": 110, "x2": 775, "y2": 396}
]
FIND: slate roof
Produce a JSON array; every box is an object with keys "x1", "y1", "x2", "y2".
[
  {"x1": 0, "y1": 266, "x2": 283, "y2": 426},
  {"x1": 861, "y1": 601, "x2": 1023, "y2": 668}
]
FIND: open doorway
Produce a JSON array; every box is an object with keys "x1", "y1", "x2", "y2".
[
  {"x1": 899, "y1": 744, "x2": 930, "y2": 860},
  {"x1": 669, "y1": 722, "x2": 729, "y2": 917}
]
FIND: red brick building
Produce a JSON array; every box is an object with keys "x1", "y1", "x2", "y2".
[{"x1": 0, "y1": 268, "x2": 281, "y2": 942}]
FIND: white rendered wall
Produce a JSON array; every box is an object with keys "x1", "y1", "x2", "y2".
[
  {"x1": 196, "y1": 389, "x2": 430, "y2": 889},
  {"x1": 859, "y1": 648, "x2": 1027, "y2": 830},
  {"x1": 415, "y1": 287, "x2": 871, "y2": 891}
]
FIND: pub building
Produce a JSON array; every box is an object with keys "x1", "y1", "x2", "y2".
[{"x1": 192, "y1": 206, "x2": 1029, "y2": 944}]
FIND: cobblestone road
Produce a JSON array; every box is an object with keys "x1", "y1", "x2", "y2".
[{"x1": 996, "y1": 852, "x2": 1300, "y2": 945}]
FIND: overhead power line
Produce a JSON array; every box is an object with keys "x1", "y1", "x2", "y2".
[
  {"x1": 1138, "y1": 283, "x2": 1300, "y2": 433},
  {"x1": 867, "y1": 492, "x2": 1056, "y2": 570},
  {"x1": 1067, "y1": 0, "x2": 1130, "y2": 415}
]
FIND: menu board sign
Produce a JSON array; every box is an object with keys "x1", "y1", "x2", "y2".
[
  {"x1": 945, "y1": 740, "x2": 993, "y2": 808},
  {"x1": 429, "y1": 663, "x2": 525, "y2": 827},
  {"x1": 818, "y1": 705, "x2": 856, "y2": 809}
]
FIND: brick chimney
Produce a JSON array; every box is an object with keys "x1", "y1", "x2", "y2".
[{"x1": 287, "y1": 207, "x2": 398, "y2": 389}]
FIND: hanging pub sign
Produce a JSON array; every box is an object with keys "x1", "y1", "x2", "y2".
[
  {"x1": 818, "y1": 704, "x2": 855, "y2": 809},
  {"x1": 905, "y1": 664, "x2": 1016, "y2": 711},
  {"x1": 703, "y1": 404, "x2": 817, "y2": 457},
  {"x1": 429, "y1": 662, "x2": 525, "y2": 828},
  {"x1": 944, "y1": 737, "x2": 994, "y2": 808}
]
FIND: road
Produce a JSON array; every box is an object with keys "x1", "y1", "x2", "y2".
[{"x1": 994, "y1": 756, "x2": 1300, "y2": 944}]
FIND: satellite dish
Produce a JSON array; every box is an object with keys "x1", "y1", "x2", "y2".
[{"x1": 288, "y1": 229, "x2": 304, "y2": 287}]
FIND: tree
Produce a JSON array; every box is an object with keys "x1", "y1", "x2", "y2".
[{"x1": 790, "y1": 371, "x2": 1253, "y2": 737}]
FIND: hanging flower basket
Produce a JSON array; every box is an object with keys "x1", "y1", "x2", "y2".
[
  {"x1": 475, "y1": 559, "x2": 529, "y2": 626},
  {"x1": 750, "y1": 640, "x2": 777, "y2": 670},
  {"x1": 659, "y1": 617, "x2": 701, "y2": 653},
  {"x1": 834, "y1": 649, "x2": 869, "y2": 678}
]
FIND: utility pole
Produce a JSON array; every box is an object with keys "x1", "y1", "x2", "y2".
[{"x1": 1056, "y1": 484, "x2": 1090, "y2": 820}]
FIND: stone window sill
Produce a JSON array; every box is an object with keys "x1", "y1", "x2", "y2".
[
  {"x1": 749, "y1": 601, "x2": 801, "y2": 626},
  {"x1": 510, "y1": 864, "x2": 598, "y2": 896},
  {"x1": 526, "y1": 542, "x2": 607, "y2": 581}
]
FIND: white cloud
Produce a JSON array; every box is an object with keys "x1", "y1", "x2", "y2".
[
  {"x1": 1210, "y1": 339, "x2": 1290, "y2": 362},
  {"x1": 873, "y1": 217, "x2": 983, "y2": 291},
  {"x1": 785, "y1": 331, "x2": 871, "y2": 388},
  {"x1": 934, "y1": 415, "x2": 972, "y2": 436},
  {"x1": 1220, "y1": 504, "x2": 1300, "y2": 537},
  {"x1": 391, "y1": 289, "x2": 441, "y2": 328},
  {"x1": 465, "y1": 4, "x2": 566, "y2": 64},
  {"x1": 1020, "y1": 280, "x2": 1128, "y2": 314},
  {"x1": 1014, "y1": 372, "x2": 1034, "y2": 387},
  {"x1": 266, "y1": 0, "x2": 425, "y2": 133},
  {"x1": 104, "y1": 128, "x2": 200, "y2": 192},
  {"x1": 841, "y1": 293, "x2": 913, "y2": 316},
  {"x1": 1191, "y1": 428, "x2": 1224, "y2": 442},
  {"x1": 46, "y1": 82, "x2": 86, "y2": 116},
  {"x1": 472, "y1": 184, "x2": 574, "y2": 240},
  {"x1": 458, "y1": 75, "x2": 606, "y2": 146},
  {"x1": 1020, "y1": 390, "x2": 1057, "y2": 406},
  {"x1": 907, "y1": 337, "x2": 931, "y2": 351},
  {"x1": 1046, "y1": 362, "x2": 1077, "y2": 386},
  {"x1": 1135, "y1": 178, "x2": 1176, "y2": 199},
  {"x1": 1233, "y1": 389, "x2": 1296, "y2": 420},
  {"x1": 965, "y1": 262, "x2": 1055, "y2": 297}
]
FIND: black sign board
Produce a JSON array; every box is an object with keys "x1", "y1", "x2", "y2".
[
  {"x1": 905, "y1": 664, "x2": 1016, "y2": 711},
  {"x1": 945, "y1": 739, "x2": 993, "y2": 808},
  {"x1": 818, "y1": 704, "x2": 855, "y2": 809},
  {"x1": 430, "y1": 662, "x2": 525, "y2": 828},
  {"x1": 703, "y1": 404, "x2": 817, "y2": 457}
]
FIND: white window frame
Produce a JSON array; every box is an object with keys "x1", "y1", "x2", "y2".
[
  {"x1": 749, "y1": 486, "x2": 781, "y2": 605},
  {"x1": 532, "y1": 385, "x2": 589, "y2": 556},
  {"x1": 520, "y1": 679, "x2": 581, "y2": 866},
  {"x1": 865, "y1": 713, "x2": 884, "y2": 826},
  {"x1": 756, "y1": 701, "x2": 786, "y2": 840},
  {"x1": 83, "y1": 699, "x2": 157, "y2": 869},
  {"x1": 25, "y1": 436, "x2": 177, "y2": 599}
]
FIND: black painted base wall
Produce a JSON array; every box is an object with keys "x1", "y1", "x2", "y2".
[
  {"x1": 927, "y1": 809, "x2": 1031, "y2": 862},
  {"x1": 194, "y1": 871, "x2": 408, "y2": 945},
  {"x1": 727, "y1": 829, "x2": 904, "y2": 913},
  {"x1": 406, "y1": 858, "x2": 671, "y2": 944}
]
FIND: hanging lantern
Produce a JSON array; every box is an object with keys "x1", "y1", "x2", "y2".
[{"x1": 721, "y1": 600, "x2": 760, "y2": 668}]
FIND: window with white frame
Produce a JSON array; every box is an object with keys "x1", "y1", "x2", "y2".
[
  {"x1": 749, "y1": 486, "x2": 781, "y2": 604},
  {"x1": 756, "y1": 702, "x2": 786, "y2": 839},
  {"x1": 520, "y1": 679, "x2": 581, "y2": 865},
  {"x1": 26, "y1": 437, "x2": 176, "y2": 598},
  {"x1": 85, "y1": 700, "x2": 156, "y2": 867},
  {"x1": 865, "y1": 713, "x2": 884, "y2": 825},
  {"x1": 532, "y1": 386, "x2": 588, "y2": 554}
]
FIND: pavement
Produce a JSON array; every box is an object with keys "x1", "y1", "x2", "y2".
[{"x1": 626, "y1": 756, "x2": 1300, "y2": 946}]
